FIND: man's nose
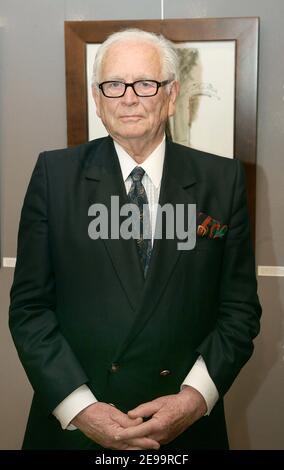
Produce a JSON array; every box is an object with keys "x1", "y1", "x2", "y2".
[{"x1": 121, "y1": 85, "x2": 139, "y2": 104}]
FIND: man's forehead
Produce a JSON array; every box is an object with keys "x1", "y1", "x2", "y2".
[
  {"x1": 103, "y1": 40, "x2": 160, "y2": 63},
  {"x1": 101, "y1": 40, "x2": 162, "y2": 77}
]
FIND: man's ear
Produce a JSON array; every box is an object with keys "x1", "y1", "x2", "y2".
[
  {"x1": 168, "y1": 80, "x2": 180, "y2": 118},
  {"x1": 92, "y1": 85, "x2": 101, "y2": 118}
]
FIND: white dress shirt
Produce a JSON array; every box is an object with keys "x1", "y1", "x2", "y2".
[{"x1": 53, "y1": 136, "x2": 219, "y2": 430}]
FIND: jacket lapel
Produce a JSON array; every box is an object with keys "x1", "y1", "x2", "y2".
[
  {"x1": 84, "y1": 137, "x2": 144, "y2": 312},
  {"x1": 114, "y1": 140, "x2": 198, "y2": 358}
]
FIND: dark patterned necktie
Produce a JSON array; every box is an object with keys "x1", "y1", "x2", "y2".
[{"x1": 128, "y1": 167, "x2": 152, "y2": 277}]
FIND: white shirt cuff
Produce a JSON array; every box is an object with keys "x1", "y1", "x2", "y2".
[
  {"x1": 181, "y1": 356, "x2": 219, "y2": 415},
  {"x1": 52, "y1": 384, "x2": 97, "y2": 430}
]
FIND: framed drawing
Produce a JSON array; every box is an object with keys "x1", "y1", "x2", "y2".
[{"x1": 65, "y1": 18, "x2": 259, "y2": 237}]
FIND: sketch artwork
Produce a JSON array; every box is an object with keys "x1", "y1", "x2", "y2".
[{"x1": 168, "y1": 47, "x2": 220, "y2": 147}]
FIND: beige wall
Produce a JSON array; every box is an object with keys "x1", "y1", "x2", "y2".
[{"x1": 1, "y1": 0, "x2": 283, "y2": 449}]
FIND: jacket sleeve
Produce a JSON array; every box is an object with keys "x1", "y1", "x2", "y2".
[
  {"x1": 9, "y1": 153, "x2": 88, "y2": 414},
  {"x1": 196, "y1": 160, "x2": 262, "y2": 397}
]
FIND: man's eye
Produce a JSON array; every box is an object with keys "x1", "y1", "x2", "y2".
[
  {"x1": 140, "y1": 81, "x2": 154, "y2": 88},
  {"x1": 110, "y1": 82, "x2": 122, "y2": 88}
]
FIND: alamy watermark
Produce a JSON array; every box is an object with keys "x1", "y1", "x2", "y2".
[{"x1": 88, "y1": 196, "x2": 196, "y2": 250}]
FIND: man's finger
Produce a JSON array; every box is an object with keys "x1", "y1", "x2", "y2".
[
  {"x1": 126, "y1": 437, "x2": 160, "y2": 450},
  {"x1": 113, "y1": 411, "x2": 143, "y2": 428},
  {"x1": 128, "y1": 400, "x2": 160, "y2": 419},
  {"x1": 115, "y1": 419, "x2": 158, "y2": 441}
]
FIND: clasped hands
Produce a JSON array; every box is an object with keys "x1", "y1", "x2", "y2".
[{"x1": 71, "y1": 386, "x2": 207, "y2": 450}]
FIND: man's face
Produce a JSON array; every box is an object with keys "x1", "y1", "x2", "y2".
[{"x1": 92, "y1": 40, "x2": 179, "y2": 144}]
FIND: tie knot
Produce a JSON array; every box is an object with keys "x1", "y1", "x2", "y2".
[{"x1": 130, "y1": 166, "x2": 145, "y2": 183}]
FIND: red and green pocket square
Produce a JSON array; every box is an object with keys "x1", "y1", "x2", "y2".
[{"x1": 197, "y1": 212, "x2": 228, "y2": 239}]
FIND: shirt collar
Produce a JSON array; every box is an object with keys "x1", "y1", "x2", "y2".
[{"x1": 113, "y1": 136, "x2": 165, "y2": 189}]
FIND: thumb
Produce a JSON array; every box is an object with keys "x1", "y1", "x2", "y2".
[
  {"x1": 128, "y1": 400, "x2": 159, "y2": 419},
  {"x1": 114, "y1": 412, "x2": 143, "y2": 428}
]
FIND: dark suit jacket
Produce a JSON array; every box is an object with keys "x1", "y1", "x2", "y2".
[{"x1": 9, "y1": 137, "x2": 261, "y2": 449}]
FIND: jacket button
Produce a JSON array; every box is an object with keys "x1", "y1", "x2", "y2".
[
  {"x1": 111, "y1": 363, "x2": 119, "y2": 372},
  {"x1": 160, "y1": 369, "x2": 171, "y2": 376}
]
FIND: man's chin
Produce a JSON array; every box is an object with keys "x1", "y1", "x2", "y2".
[{"x1": 114, "y1": 129, "x2": 148, "y2": 140}]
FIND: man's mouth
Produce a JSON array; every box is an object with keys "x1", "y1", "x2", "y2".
[{"x1": 120, "y1": 115, "x2": 143, "y2": 121}]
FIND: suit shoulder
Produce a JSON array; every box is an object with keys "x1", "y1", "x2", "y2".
[
  {"x1": 169, "y1": 141, "x2": 240, "y2": 177},
  {"x1": 172, "y1": 141, "x2": 237, "y2": 165},
  {"x1": 39, "y1": 137, "x2": 107, "y2": 168}
]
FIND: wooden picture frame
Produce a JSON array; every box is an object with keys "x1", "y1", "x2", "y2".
[{"x1": 64, "y1": 18, "x2": 259, "y2": 237}]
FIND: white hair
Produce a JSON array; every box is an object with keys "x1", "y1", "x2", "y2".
[{"x1": 92, "y1": 28, "x2": 180, "y2": 86}]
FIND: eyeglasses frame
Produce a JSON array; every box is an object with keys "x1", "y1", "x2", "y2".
[{"x1": 97, "y1": 79, "x2": 173, "y2": 98}]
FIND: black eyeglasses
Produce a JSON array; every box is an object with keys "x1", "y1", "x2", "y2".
[{"x1": 98, "y1": 79, "x2": 172, "y2": 98}]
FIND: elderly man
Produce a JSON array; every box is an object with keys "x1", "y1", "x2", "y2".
[{"x1": 9, "y1": 29, "x2": 261, "y2": 450}]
